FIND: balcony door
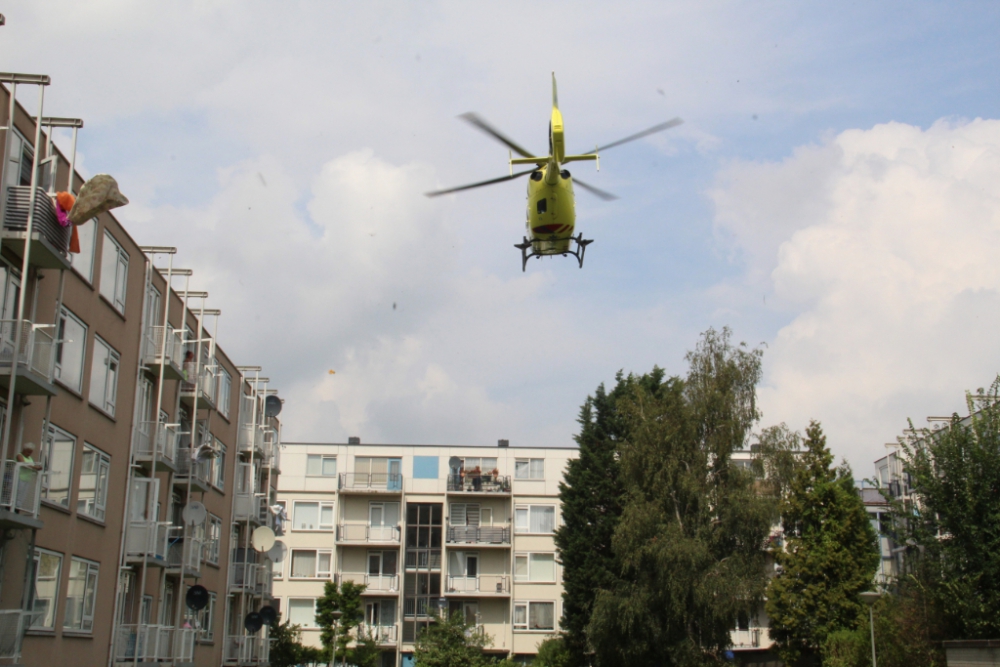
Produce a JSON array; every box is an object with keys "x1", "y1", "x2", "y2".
[
  {"x1": 368, "y1": 550, "x2": 398, "y2": 591},
  {"x1": 129, "y1": 477, "x2": 159, "y2": 522},
  {"x1": 369, "y1": 502, "x2": 399, "y2": 540},
  {"x1": 366, "y1": 599, "x2": 396, "y2": 627},
  {"x1": 448, "y1": 600, "x2": 478, "y2": 627}
]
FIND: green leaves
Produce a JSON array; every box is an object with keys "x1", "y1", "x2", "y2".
[
  {"x1": 413, "y1": 612, "x2": 492, "y2": 667},
  {"x1": 315, "y1": 580, "x2": 367, "y2": 663}
]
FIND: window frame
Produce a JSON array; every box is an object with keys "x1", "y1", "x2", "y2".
[
  {"x1": 30, "y1": 547, "x2": 63, "y2": 630},
  {"x1": 514, "y1": 505, "x2": 556, "y2": 534},
  {"x1": 513, "y1": 600, "x2": 556, "y2": 632},
  {"x1": 54, "y1": 306, "x2": 88, "y2": 393},
  {"x1": 64, "y1": 557, "x2": 99, "y2": 633},
  {"x1": 205, "y1": 514, "x2": 223, "y2": 565},
  {"x1": 70, "y1": 219, "x2": 98, "y2": 283},
  {"x1": 89, "y1": 335, "x2": 120, "y2": 417},
  {"x1": 291, "y1": 500, "x2": 335, "y2": 531},
  {"x1": 217, "y1": 369, "x2": 232, "y2": 418},
  {"x1": 42, "y1": 424, "x2": 76, "y2": 508},
  {"x1": 77, "y1": 443, "x2": 110, "y2": 522},
  {"x1": 514, "y1": 552, "x2": 556, "y2": 583},
  {"x1": 306, "y1": 454, "x2": 337, "y2": 477},
  {"x1": 213, "y1": 442, "x2": 226, "y2": 491},
  {"x1": 99, "y1": 230, "x2": 129, "y2": 314},
  {"x1": 287, "y1": 597, "x2": 317, "y2": 628},
  {"x1": 289, "y1": 549, "x2": 334, "y2": 580},
  {"x1": 514, "y1": 458, "x2": 544, "y2": 480}
]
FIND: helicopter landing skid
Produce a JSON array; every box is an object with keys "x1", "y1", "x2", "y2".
[{"x1": 514, "y1": 234, "x2": 594, "y2": 272}]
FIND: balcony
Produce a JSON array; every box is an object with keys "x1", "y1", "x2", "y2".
[
  {"x1": 338, "y1": 472, "x2": 403, "y2": 494},
  {"x1": 337, "y1": 523, "x2": 401, "y2": 544},
  {"x1": 446, "y1": 474, "x2": 511, "y2": 495},
  {"x1": 0, "y1": 461, "x2": 43, "y2": 529},
  {"x1": 359, "y1": 623, "x2": 398, "y2": 645},
  {"x1": 224, "y1": 635, "x2": 269, "y2": 665},
  {"x1": 730, "y1": 628, "x2": 762, "y2": 650},
  {"x1": 238, "y1": 424, "x2": 264, "y2": 455},
  {"x1": 445, "y1": 575, "x2": 510, "y2": 595},
  {"x1": 174, "y1": 449, "x2": 212, "y2": 493},
  {"x1": 166, "y1": 529, "x2": 203, "y2": 577},
  {"x1": 134, "y1": 422, "x2": 179, "y2": 472},
  {"x1": 0, "y1": 321, "x2": 57, "y2": 396},
  {"x1": 230, "y1": 562, "x2": 270, "y2": 596},
  {"x1": 1, "y1": 186, "x2": 71, "y2": 269},
  {"x1": 114, "y1": 624, "x2": 195, "y2": 663},
  {"x1": 233, "y1": 493, "x2": 269, "y2": 526},
  {"x1": 125, "y1": 520, "x2": 171, "y2": 566},
  {"x1": 446, "y1": 526, "x2": 511, "y2": 547},
  {"x1": 0, "y1": 610, "x2": 28, "y2": 660},
  {"x1": 141, "y1": 325, "x2": 185, "y2": 381},
  {"x1": 180, "y1": 365, "x2": 217, "y2": 411}
]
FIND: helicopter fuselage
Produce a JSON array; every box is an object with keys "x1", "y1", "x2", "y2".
[{"x1": 525, "y1": 162, "x2": 576, "y2": 256}]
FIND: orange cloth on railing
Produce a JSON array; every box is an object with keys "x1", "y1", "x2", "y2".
[{"x1": 56, "y1": 192, "x2": 82, "y2": 254}]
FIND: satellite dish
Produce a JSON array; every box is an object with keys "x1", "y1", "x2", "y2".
[
  {"x1": 182, "y1": 502, "x2": 207, "y2": 526},
  {"x1": 267, "y1": 540, "x2": 287, "y2": 563},
  {"x1": 244, "y1": 612, "x2": 263, "y2": 634},
  {"x1": 259, "y1": 605, "x2": 278, "y2": 627},
  {"x1": 264, "y1": 394, "x2": 282, "y2": 418},
  {"x1": 186, "y1": 585, "x2": 209, "y2": 611},
  {"x1": 251, "y1": 526, "x2": 276, "y2": 553}
]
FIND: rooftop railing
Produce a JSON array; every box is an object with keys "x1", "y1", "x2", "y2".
[{"x1": 0, "y1": 461, "x2": 42, "y2": 519}]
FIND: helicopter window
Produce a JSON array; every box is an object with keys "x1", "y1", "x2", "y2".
[
  {"x1": 530, "y1": 171, "x2": 543, "y2": 181},
  {"x1": 536, "y1": 198, "x2": 547, "y2": 214}
]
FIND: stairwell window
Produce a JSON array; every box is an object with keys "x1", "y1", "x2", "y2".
[
  {"x1": 64, "y1": 557, "x2": 99, "y2": 633},
  {"x1": 99, "y1": 230, "x2": 128, "y2": 314},
  {"x1": 89, "y1": 336, "x2": 120, "y2": 417},
  {"x1": 55, "y1": 307, "x2": 87, "y2": 393},
  {"x1": 77, "y1": 444, "x2": 110, "y2": 522},
  {"x1": 514, "y1": 458, "x2": 544, "y2": 479}
]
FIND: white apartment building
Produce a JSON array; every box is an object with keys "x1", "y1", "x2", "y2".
[{"x1": 273, "y1": 439, "x2": 574, "y2": 667}]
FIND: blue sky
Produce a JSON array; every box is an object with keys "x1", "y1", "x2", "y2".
[{"x1": 3, "y1": 2, "x2": 1000, "y2": 474}]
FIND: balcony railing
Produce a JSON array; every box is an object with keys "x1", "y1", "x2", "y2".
[
  {"x1": 364, "y1": 574, "x2": 399, "y2": 592},
  {"x1": 446, "y1": 526, "x2": 511, "y2": 545},
  {"x1": 730, "y1": 628, "x2": 762, "y2": 649},
  {"x1": 338, "y1": 472, "x2": 403, "y2": 492},
  {"x1": 337, "y1": 524, "x2": 401, "y2": 543},
  {"x1": 446, "y1": 575, "x2": 510, "y2": 594},
  {"x1": 0, "y1": 610, "x2": 27, "y2": 659},
  {"x1": 224, "y1": 635, "x2": 269, "y2": 664},
  {"x1": 174, "y1": 628, "x2": 196, "y2": 662},
  {"x1": 126, "y1": 520, "x2": 171, "y2": 562},
  {"x1": 167, "y1": 529, "x2": 203, "y2": 574},
  {"x1": 115, "y1": 624, "x2": 173, "y2": 662},
  {"x1": 360, "y1": 623, "x2": 398, "y2": 644},
  {"x1": 134, "y1": 422, "x2": 179, "y2": 465},
  {"x1": 447, "y1": 474, "x2": 511, "y2": 494},
  {"x1": 174, "y1": 449, "x2": 213, "y2": 488},
  {"x1": 141, "y1": 324, "x2": 184, "y2": 371},
  {"x1": 238, "y1": 424, "x2": 264, "y2": 453},
  {"x1": 3, "y1": 186, "x2": 70, "y2": 253},
  {"x1": 0, "y1": 461, "x2": 42, "y2": 518},
  {"x1": 0, "y1": 320, "x2": 55, "y2": 381}
]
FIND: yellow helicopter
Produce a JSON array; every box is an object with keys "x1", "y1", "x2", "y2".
[{"x1": 426, "y1": 73, "x2": 682, "y2": 270}]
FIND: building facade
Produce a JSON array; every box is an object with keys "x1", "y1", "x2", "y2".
[
  {"x1": 273, "y1": 440, "x2": 574, "y2": 665},
  {"x1": 0, "y1": 74, "x2": 283, "y2": 666}
]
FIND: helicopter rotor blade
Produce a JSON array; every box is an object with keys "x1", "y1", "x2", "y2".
[
  {"x1": 573, "y1": 178, "x2": 619, "y2": 201},
  {"x1": 425, "y1": 168, "x2": 536, "y2": 198},
  {"x1": 459, "y1": 113, "x2": 537, "y2": 158},
  {"x1": 590, "y1": 117, "x2": 683, "y2": 154}
]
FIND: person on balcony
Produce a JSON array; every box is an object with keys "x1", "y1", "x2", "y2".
[{"x1": 15, "y1": 443, "x2": 41, "y2": 511}]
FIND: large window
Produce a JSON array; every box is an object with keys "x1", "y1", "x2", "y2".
[
  {"x1": 64, "y1": 557, "x2": 99, "y2": 632},
  {"x1": 213, "y1": 443, "x2": 226, "y2": 490},
  {"x1": 70, "y1": 220, "x2": 97, "y2": 283},
  {"x1": 290, "y1": 549, "x2": 333, "y2": 579},
  {"x1": 287, "y1": 598, "x2": 317, "y2": 627},
  {"x1": 31, "y1": 548, "x2": 62, "y2": 629},
  {"x1": 55, "y1": 307, "x2": 87, "y2": 393},
  {"x1": 77, "y1": 444, "x2": 110, "y2": 522},
  {"x1": 306, "y1": 454, "x2": 337, "y2": 477},
  {"x1": 89, "y1": 336, "x2": 120, "y2": 416},
  {"x1": 513, "y1": 601, "x2": 555, "y2": 631},
  {"x1": 515, "y1": 458, "x2": 544, "y2": 479},
  {"x1": 5, "y1": 127, "x2": 32, "y2": 187},
  {"x1": 514, "y1": 553, "x2": 556, "y2": 582},
  {"x1": 461, "y1": 457, "x2": 497, "y2": 474},
  {"x1": 515, "y1": 505, "x2": 555, "y2": 534},
  {"x1": 99, "y1": 231, "x2": 129, "y2": 313},
  {"x1": 292, "y1": 501, "x2": 334, "y2": 531},
  {"x1": 217, "y1": 369, "x2": 232, "y2": 418},
  {"x1": 43, "y1": 425, "x2": 76, "y2": 507}
]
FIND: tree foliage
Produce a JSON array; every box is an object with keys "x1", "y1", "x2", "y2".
[
  {"x1": 414, "y1": 612, "x2": 492, "y2": 667},
  {"x1": 268, "y1": 616, "x2": 310, "y2": 667},
  {"x1": 899, "y1": 380, "x2": 1000, "y2": 639},
  {"x1": 586, "y1": 328, "x2": 775, "y2": 667},
  {"x1": 532, "y1": 636, "x2": 572, "y2": 667},
  {"x1": 766, "y1": 421, "x2": 879, "y2": 664},
  {"x1": 315, "y1": 580, "x2": 367, "y2": 663},
  {"x1": 555, "y1": 369, "x2": 667, "y2": 666}
]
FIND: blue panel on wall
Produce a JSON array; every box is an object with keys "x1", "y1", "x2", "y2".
[
  {"x1": 413, "y1": 456, "x2": 439, "y2": 479},
  {"x1": 402, "y1": 653, "x2": 416, "y2": 667}
]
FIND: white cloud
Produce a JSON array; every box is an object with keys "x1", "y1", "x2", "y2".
[{"x1": 713, "y1": 118, "x2": 1000, "y2": 473}]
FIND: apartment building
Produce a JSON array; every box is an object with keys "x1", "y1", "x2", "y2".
[
  {"x1": 0, "y1": 74, "x2": 282, "y2": 666},
  {"x1": 273, "y1": 439, "x2": 574, "y2": 666}
]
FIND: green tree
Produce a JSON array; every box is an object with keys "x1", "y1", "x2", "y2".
[
  {"x1": 350, "y1": 629, "x2": 382, "y2": 667},
  {"x1": 268, "y1": 616, "x2": 309, "y2": 667},
  {"x1": 414, "y1": 612, "x2": 491, "y2": 667},
  {"x1": 899, "y1": 380, "x2": 1000, "y2": 640},
  {"x1": 315, "y1": 580, "x2": 367, "y2": 663},
  {"x1": 587, "y1": 328, "x2": 775, "y2": 667},
  {"x1": 555, "y1": 369, "x2": 667, "y2": 666},
  {"x1": 533, "y1": 636, "x2": 572, "y2": 667},
  {"x1": 766, "y1": 421, "x2": 879, "y2": 664}
]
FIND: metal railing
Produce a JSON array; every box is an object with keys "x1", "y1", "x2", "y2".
[
  {"x1": 230, "y1": 561, "x2": 270, "y2": 596},
  {"x1": 238, "y1": 424, "x2": 263, "y2": 452},
  {"x1": 364, "y1": 574, "x2": 399, "y2": 592},
  {"x1": 338, "y1": 472, "x2": 403, "y2": 491},
  {"x1": 0, "y1": 320, "x2": 55, "y2": 380},
  {"x1": 174, "y1": 628, "x2": 196, "y2": 662},
  {"x1": 174, "y1": 449, "x2": 213, "y2": 486},
  {"x1": 0, "y1": 461, "x2": 42, "y2": 518},
  {"x1": 447, "y1": 474, "x2": 511, "y2": 493},
  {"x1": 114, "y1": 624, "x2": 173, "y2": 661},
  {"x1": 224, "y1": 635, "x2": 269, "y2": 664},
  {"x1": 360, "y1": 623, "x2": 398, "y2": 644},
  {"x1": 446, "y1": 525, "x2": 511, "y2": 545},
  {"x1": 141, "y1": 324, "x2": 184, "y2": 369},
  {"x1": 3, "y1": 185, "x2": 70, "y2": 252},
  {"x1": 134, "y1": 422, "x2": 179, "y2": 464},
  {"x1": 730, "y1": 628, "x2": 762, "y2": 649},
  {"x1": 405, "y1": 549, "x2": 442, "y2": 569},
  {"x1": 167, "y1": 529, "x2": 203, "y2": 573},
  {"x1": 126, "y1": 520, "x2": 171, "y2": 562},
  {"x1": 337, "y1": 524, "x2": 400, "y2": 542},
  {"x1": 446, "y1": 575, "x2": 509, "y2": 594},
  {"x1": 0, "y1": 610, "x2": 27, "y2": 659}
]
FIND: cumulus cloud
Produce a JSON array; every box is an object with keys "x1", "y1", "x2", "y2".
[{"x1": 712, "y1": 118, "x2": 1000, "y2": 473}]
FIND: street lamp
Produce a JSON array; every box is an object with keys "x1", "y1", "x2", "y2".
[
  {"x1": 859, "y1": 591, "x2": 882, "y2": 667},
  {"x1": 329, "y1": 610, "x2": 343, "y2": 667}
]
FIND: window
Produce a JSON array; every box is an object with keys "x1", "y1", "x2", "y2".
[
  {"x1": 6, "y1": 127, "x2": 32, "y2": 187},
  {"x1": 214, "y1": 443, "x2": 226, "y2": 490},
  {"x1": 43, "y1": 425, "x2": 76, "y2": 507},
  {"x1": 413, "y1": 456, "x2": 438, "y2": 479},
  {"x1": 99, "y1": 231, "x2": 129, "y2": 313},
  {"x1": 515, "y1": 505, "x2": 555, "y2": 534},
  {"x1": 205, "y1": 515, "x2": 223, "y2": 564},
  {"x1": 515, "y1": 458, "x2": 544, "y2": 479},
  {"x1": 514, "y1": 601, "x2": 555, "y2": 631},
  {"x1": 183, "y1": 588, "x2": 216, "y2": 641},
  {"x1": 290, "y1": 549, "x2": 333, "y2": 579},
  {"x1": 460, "y1": 457, "x2": 497, "y2": 474},
  {"x1": 450, "y1": 504, "x2": 481, "y2": 526},
  {"x1": 31, "y1": 548, "x2": 62, "y2": 629},
  {"x1": 514, "y1": 553, "x2": 556, "y2": 582},
  {"x1": 288, "y1": 598, "x2": 317, "y2": 627},
  {"x1": 64, "y1": 557, "x2": 99, "y2": 632},
  {"x1": 77, "y1": 444, "x2": 110, "y2": 522},
  {"x1": 292, "y1": 501, "x2": 335, "y2": 531},
  {"x1": 71, "y1": 220, "x2": 97, "y2": 282},
  {"x1": 55, "y1": 307, "x2": 87, "y2": 392},
  {"x1": 217, "y1": 369, "x2": 232, "y2": 418},
  {"x1": 89, "y1": 336, "x2": 120, "y2": 416},
  {"x1": 306, "y1": 455, "x2": 337, "y2": 477}
]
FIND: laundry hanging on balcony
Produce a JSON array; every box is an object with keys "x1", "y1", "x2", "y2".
[{"x1": 54, "y1": 191, "x2": 81, "y2": 254}]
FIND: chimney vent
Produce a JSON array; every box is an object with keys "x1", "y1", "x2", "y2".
[
  {"x1": 497, "y1": 439, "x2": 509, "y2": 448},
  {"x1": 348, "y1": 436, "x2": 360, "y2": 445}
]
